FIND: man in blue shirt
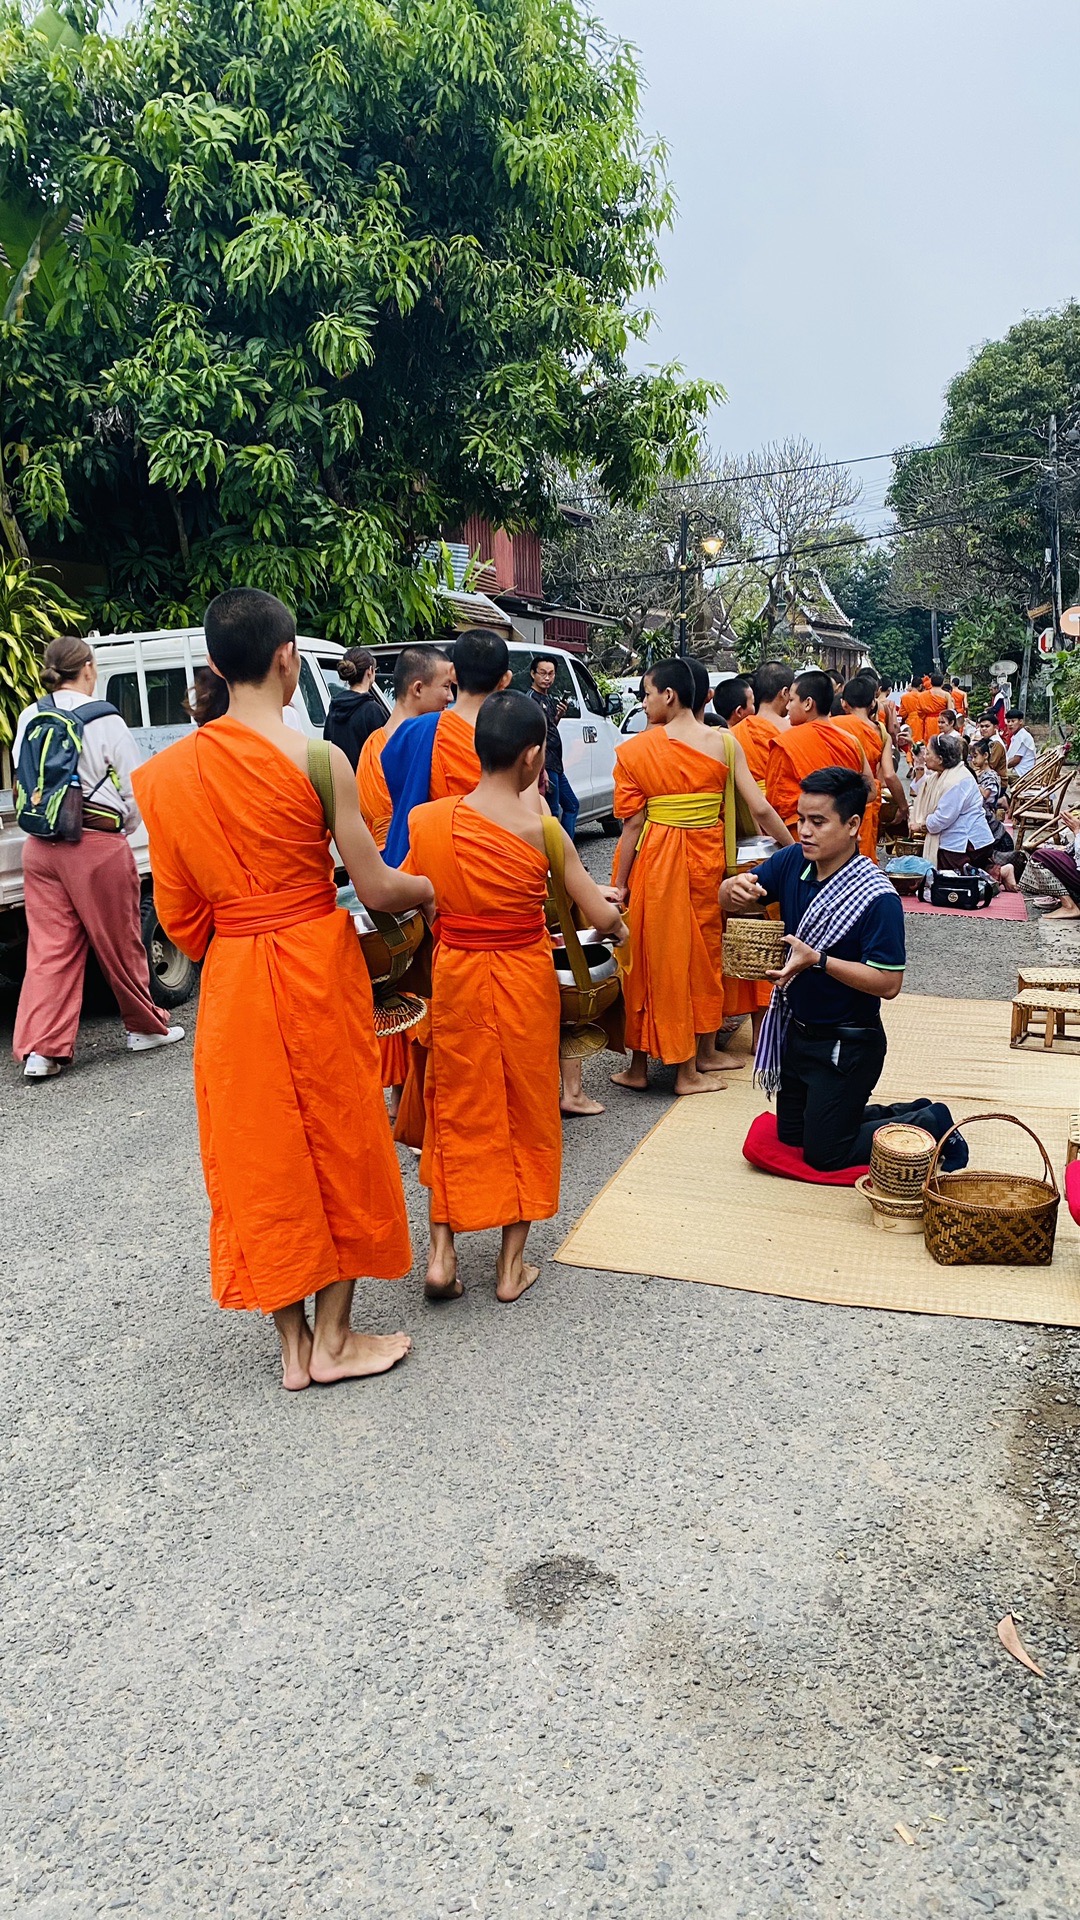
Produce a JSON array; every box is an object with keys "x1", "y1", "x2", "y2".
[{"x1": 721, "y1": 766, "x2": 964, "y2": 1171}]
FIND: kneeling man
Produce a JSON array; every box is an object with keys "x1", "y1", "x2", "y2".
[{"x1": 721, "y1": 766, "x2": 965, "y2": 1172}]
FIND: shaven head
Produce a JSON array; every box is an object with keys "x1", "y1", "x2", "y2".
[
  {"x1": 452, "y1": 628, "x2": 511, "y2": 694},
  {"x1": 393, "y1": 644, "x2": 444, "y2": 700},
  {"x1": 753, "y1": 660, "x2": 795, "y2": 708},
  {"x1": 205, "y1": 588, "x2": 296, "y2": 685},
  {"x1": 474, "y1": 689, "x2": 545, "y2": 772},
  {"x1": 712, "y1": 675, "x2": 754, "y2": 724},
  {"x1": 685, "y1": 657, "x2": 712, "y2": 715},
  {"x1": 645, "y1": 658, "x2": 696, "y2": 707},
  {"x1": 791, "y1": 669, "x2": 834, "y2": 719},
  {"x1": 930, "y1": 672, "x2": 944, "y2": 687},
  {"x1": 800, "y1": 765, "x2": 870, "y2": 823},
  {"x1": 842, "y1": 674, "x2": 876, "y2": 713}
]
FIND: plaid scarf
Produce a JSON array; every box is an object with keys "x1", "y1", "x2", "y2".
[{"x1": 754, "y1": 855, "x2": 897, "y2": 1096}]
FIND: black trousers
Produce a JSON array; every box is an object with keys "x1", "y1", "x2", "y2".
[{"x1": 775, "y1": 1020, "x2": 952, "y2": 1172}]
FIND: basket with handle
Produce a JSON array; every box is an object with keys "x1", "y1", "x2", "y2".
[
  {"x1": 542, "y1": 814, "x2": 627, "y2": 1028},
  {"x1": 922, "y1": 1113, "x2": 1060, "y2": 1267}
]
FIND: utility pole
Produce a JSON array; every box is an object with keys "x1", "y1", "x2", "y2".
[
  {"x1": 676, "y1": 509, "x2": 689, "y2": 656},
  {"x1": 1049, "y1": 413, "x2": 1064, "y2": 643},
  {"x1": 929, "y1": 608, "x2": 941, "y2": 673}
]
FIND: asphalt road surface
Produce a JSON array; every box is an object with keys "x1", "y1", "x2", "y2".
[{"x1": 4, "y1": 847, "x2": 1080, "y2": 1919}]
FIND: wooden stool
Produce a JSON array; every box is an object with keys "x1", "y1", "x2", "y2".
[
  {"x1": 1068, "y1": 1115, "x2": 1080, "y2": 1166},
  {"x1": 1010, "y1": 990, "x2": 1080, "y2": 1050},
  {"x1": 1017, "y1": 966, "x2": 1080, "y2": 994}
]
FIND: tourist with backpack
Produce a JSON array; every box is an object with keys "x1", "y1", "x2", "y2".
[{"x1": 11, "y1": 636, "x2": 184, "y2": 1079}]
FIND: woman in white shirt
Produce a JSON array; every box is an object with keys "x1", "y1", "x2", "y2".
[
  {"x1": 12, "y1": 636, "x2": 184, "y2": 1079},
  {"x1": 915, "y1": 733, "x2": 995, "y2": 871}
]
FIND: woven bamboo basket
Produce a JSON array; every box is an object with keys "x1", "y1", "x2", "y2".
[
  {"x1": 723, "y1": 917, "x2": 786, "y2": 981},
  {"x1": 922, "y1": 1113, "x2": 1060, "y2": 1268},
  {"x1": 869, "y1": 1123, "x2": 936, "y2": 1199}
]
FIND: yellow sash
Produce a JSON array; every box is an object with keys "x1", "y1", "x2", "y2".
[{"x1": 638, "y1": 789, "x2": 725, "y2": 852}]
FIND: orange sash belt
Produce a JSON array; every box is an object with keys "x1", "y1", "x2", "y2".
[
  {"x1": 438, "y1": 909, "x2": 547, "y2": 952},
  {"x1": 213, "y1": 881, "x2": 338, "y2": 938}
]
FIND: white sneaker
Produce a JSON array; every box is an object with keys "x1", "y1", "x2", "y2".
[
  {"x1": 23, "y1": 1053, "x2": 61, "y2": 1079},
  {"x1": 126, "y1": 1025, "x2": 185, "y2": 1053}
]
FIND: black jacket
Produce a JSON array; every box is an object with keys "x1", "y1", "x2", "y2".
[{"x1": 323, "y1": 689, "x2": 384, "y2": 770}]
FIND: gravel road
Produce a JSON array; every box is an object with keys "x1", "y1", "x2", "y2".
[{"x1": 3, "y1": 844, "x2": 1080, "y2": 1920}]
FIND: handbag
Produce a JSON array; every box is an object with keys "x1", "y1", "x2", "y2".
[{"x1": 928, "y1": 869, "x2": 996, "y2": 909}]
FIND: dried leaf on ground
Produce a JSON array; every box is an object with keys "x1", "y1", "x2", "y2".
[{"x1": 996, "y1": 1613, "x2": 1046, "y2": 1678}]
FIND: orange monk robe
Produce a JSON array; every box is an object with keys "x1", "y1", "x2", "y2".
[
  {"x1": 408, "y1": 798, "x2": 561, "y2": 1230},
  {"x1": 764, "y1": 719, "x2": 866, "y2": 832},
  {"x1": 835, "y1": 712, "x2": 885, "y2": 860},
  {"x1": 615, "y1": 728, "x2": 727, "y2": 1063},
  {"x1": 899, "y1": 689, "x2": 924, "y2": 743},
  {"x1": 731, "y1": 711, "x2": 783, "y2": 786},
  {"x1": 393, "y1": 706, "x2": 482, "y2": 1149},
  {"x1": 950, "y1": 686, "x2": 968, "y2": 719},
  {"x1": 132, "y1": 718, "x2": 411, "y2": 1313},
  {"x1": 430, "y1": 707, "x2": 481, "y2": 798},
  {"x1": 919, "y1": 689, "x2": 949, "y2": 739},
  {"x1": 355, "y1": 725, "x2": 409, "y2": 1088},
  {"x1": 727, "y1": 713, "x2": 784, "y2": 1015},
  {"x1": 357, "y1": 725, "x2": 391, "y2": 849}
]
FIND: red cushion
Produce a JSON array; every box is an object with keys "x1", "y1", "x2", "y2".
[
  {"x1": 742, "y1": 1110, "x2": 868, "y2": 1186},
  {"x1": 1066, "y1": 1159, "x2": 1080, "y2": 1226}
]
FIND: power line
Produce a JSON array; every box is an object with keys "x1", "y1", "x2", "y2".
[
  {"x1": 550, "y1": 503, "x2": 1001, "y2": 597},
  {"x1": 638, "y1": 430, "x2": 1046, "y2": 495}
]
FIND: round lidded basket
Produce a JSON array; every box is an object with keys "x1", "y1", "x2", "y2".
[
  {"x1": 723, "y1": 916, "x2": 786, "y2": 981},
  {"x1": 869, "y1": 1123, "x2": 936, "y2": 1199}
]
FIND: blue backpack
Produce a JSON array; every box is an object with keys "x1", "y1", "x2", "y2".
[{"x1": 15, "y1": 696, "x2": 121, "y2": 841}]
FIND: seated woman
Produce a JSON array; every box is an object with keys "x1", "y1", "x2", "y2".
[
  {"x1": 913, "y1": 732, "x2": 995, "y2": 871},
  {"x1": 1032, "y1": 810, "x2": 1080, "y2": 921}
]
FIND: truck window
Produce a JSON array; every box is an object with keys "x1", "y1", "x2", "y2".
[
  {"x1": 297, "y1": 657, "x2": 327, "y2": 725},
  {"x1": 574, "y1": 663, "x2": 606, "y2": 717},
  {"x1": 104, "y1": 668, "x2": 190, "y2": 728}
]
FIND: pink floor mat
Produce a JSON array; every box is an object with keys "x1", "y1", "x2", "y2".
[{"x1": 900, "y1": 891, "x2": 1028, "y2": 922}]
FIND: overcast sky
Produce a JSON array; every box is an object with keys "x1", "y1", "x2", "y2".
[{"x1": 600, "y1": 0, "x2": 1080, "y2": 512}]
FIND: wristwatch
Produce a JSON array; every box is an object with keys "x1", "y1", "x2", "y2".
[{"x1": 815, "y1": 949, "x2": 829, "y2": 971}]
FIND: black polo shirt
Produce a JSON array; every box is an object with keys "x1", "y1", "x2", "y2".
[{"x1": 753, "y1": 844, "x2": 906, "y2": 1027}]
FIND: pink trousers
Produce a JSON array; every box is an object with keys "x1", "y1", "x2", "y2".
[{"x1": 14, "y1": 833, "x2": 168, "y2": 1062}]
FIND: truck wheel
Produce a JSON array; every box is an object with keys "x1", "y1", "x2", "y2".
[
  {"x1": 600, "y1": 813, "x2": 620, "y2": 837},
  {"x1": 141, "y1": 893, "x2": 198, "y2": 1008}
]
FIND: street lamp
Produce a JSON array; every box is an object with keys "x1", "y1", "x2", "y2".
[{"x1": 676, "y1": 512, "x2": 726, "y2": 655}]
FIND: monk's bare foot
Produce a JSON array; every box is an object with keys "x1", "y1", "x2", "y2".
[
  {"x1": 279, "y1": 1320, "x2": 313, "y2": 1392},
  {"x1": 561, "y1": 1092, "x2": 605, "y2": 1116},
  {"x1": 424, "y1": 1245, "x2": 462, "y2": 1302},
  {"x1": 610, "y1": 1069, "x2": 649, "y2": 1091},
  {"x1": 1043, "y1": 902, "x2": 1080, "y2": 919},
  {"x1": 495, "y1": 1253, "x2": 540, "y2": 1303},
  {"x1": 309, "y1": 1330, "x2": 412, "y2": 1383},
  {"x1": 674, "y1": 1065, "x2": 725, "y2": 1096},
  {"x1": 696, "y1": 1046, "x2": 746, "y2": 1073}
]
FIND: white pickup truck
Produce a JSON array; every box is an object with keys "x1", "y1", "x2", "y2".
[{"x1": 1, "y1": 625, "x2": 624, "y2": 1005}]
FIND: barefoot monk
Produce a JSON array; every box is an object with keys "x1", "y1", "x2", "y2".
[
  {"x1": 611, "y1": 658, "x2": 790, "y2": 1097},
  {"x1": 409, "y1": 691, "x2": 626, "y2": 1303},
  {"x1": 134, "y1": 589, "x2": 434, "y2": 1391}
]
